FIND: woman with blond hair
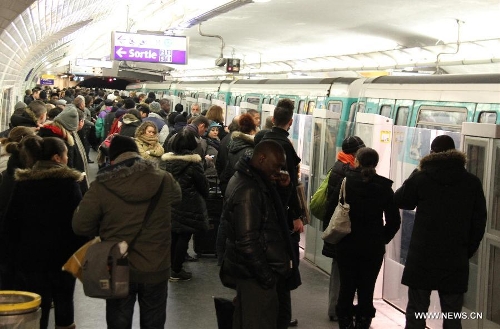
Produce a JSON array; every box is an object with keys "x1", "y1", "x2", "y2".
[{"x1": 134, "y1": 121, "x2": 164, "y2": 163}]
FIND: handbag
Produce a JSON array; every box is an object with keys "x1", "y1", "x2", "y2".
[
  {"x1": 81, "y1": 180, "x2": 165, "y2": 299},
  {"x1": 310, "y1": 169, "x2": 332, "y2": 220},
  {"x1": 322, "y1": 177, "x2": 351, "y2": 244}
]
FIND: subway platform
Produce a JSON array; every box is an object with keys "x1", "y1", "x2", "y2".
[
  {"x1": 48, "y1": 249, "x2": 406, "y2": 329},
  {"x1": 48, "y1": 151, "x2": 406, "y2": 329}
]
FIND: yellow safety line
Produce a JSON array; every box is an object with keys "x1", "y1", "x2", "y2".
[{"x1": 0, "y1": 291, "x2": 41, "y2": 312}]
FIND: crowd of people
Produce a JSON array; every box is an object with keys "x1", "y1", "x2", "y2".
[{"x1": 0, "y1": 85, "x2": 488, "y2": 329}]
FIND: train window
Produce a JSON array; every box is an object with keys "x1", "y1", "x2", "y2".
[
  {"x1": 246, "y1": 96, "x2": 260, "y2": 105},
  {"x1": 307, "y1": 101, "x2": 316, "y2": 114},
  {"x1": 349, "y1": 103, "x2": 360, "y2": 122},
  {"x1": 328, "y1": 101, "x2": 342, "y2": 113},
  {"x1": 235, "y1": 96, "x2": 242, "y2": 106},
  {"x1": 263, "y1": 97, "x2": 269, "y2": 104},
  {"x1": 479, "y1": 111, "x2": 497, "y2": 124},
  {"x1": 417, "y1": 106, "x2": 467, "y2": 132},
  {"x1": 395, "y1": 106, "x2": 409, "y2": 126},
  {"x1": 218, "y1": 94, "x2": 225, "y2": 101},
  {"x1": 298, "y1": 100, "x2": 306, "y2": 114},
  {"x1": 178, "y1": 92, "x2": 184, "y2": 98},
  {"x1": 380, "y1": 105, "x2": 391, "y2": 118}
]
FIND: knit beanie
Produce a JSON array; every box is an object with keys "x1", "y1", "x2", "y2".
[
  {"x1": 342, "y1": 136, "x2": 365, "y2": 154},
  {"x1": 54, "y1": 104, "x2": 79, "y2": 131},
  {"x1": 431, "y1": 135, "x2": 455, "y2": 153},
  {"x1": 149, "y1": 101, "x2": 161, "y2": 113},
  {"x1": 14, "y1": 101, "x2": 27, "y2": 111},
  {"x1": 109, "y1": 135, "x2": 139, "y2": 161}
]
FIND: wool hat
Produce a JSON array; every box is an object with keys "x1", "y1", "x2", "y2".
[
  {"x1": 54, "y1": 104, "x2": 79, "y2": 131},
  {"x1": 208, "y1": 120, "x2": 222, "y2": 129},
  {"x1": 14, "y1": 101, "x2": 28, "y2": 111},
  {"x1": 149, "y1": 101, "x2": 161, "y2": 113},
  {"x1": 109, "y1": 135, "x2": 139, "y2": 161},
  {"x1": 55, "y1": 99, "x2": 67, "y2": 106},
  {"x1": 431, "y1": 135, "x2": 455, "y2": 153},
  {"x1": 104, "y1": 99, "x2": 114, "y2": 106},
  {"x1": 342, "y1": 136, "x2": 365, "y2": 154}
]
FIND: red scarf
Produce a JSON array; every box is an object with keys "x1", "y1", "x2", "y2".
[{"x1": 337, "y1": 151, "x2": 356, "y2": 167}]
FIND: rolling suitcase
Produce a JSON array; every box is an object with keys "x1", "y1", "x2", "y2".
[{"x1": 194, "y1": 177, "x2": 223, "y2": 256}]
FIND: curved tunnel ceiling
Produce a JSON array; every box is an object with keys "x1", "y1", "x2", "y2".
[{"x1": 0, "y1": 0, "x2": 499, "y2": 91}]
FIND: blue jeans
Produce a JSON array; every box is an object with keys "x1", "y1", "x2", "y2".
[{"x1": 106, "y1": 280, "x2": 169, "y2": 329}]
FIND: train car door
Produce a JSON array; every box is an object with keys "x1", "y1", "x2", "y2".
[
  {"x1": 461, "y1": 123, "x2": 500, "y2": 329},
  {"x1": 304, "y1": 109, "x2": 342, "y2": 272}
]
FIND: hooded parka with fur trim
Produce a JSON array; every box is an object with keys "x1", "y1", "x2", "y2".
[
  {"x1": 72, "y1": 153, "x2": 181, "y2": 284},
  {"x1": 394, "y1": 150, "x2": 487, "y2": 293},
  {"x1": 161, "y1": 152, "x2": 209, "y2": 233}
]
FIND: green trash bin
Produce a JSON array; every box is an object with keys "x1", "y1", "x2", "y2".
[{"x1": 0, "y1": 291, "x2": 41, "y2": 328}]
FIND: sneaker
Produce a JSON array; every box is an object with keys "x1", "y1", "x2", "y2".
[{"x1": 169, "y1": 269, "x2": 192, "y2": 281}]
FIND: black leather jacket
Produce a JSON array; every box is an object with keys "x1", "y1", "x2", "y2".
[{"x1": 221, "y1": 158, "x2": 291, "y2": 289}]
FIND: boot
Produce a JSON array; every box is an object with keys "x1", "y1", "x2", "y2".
[
  {"x1": 338, "y1": 316, "x2": 354, "y2": 329},
  {"x1": 354, "y1": 316, "x2": 372, "y2": 329},
  {"x1": 55, "y1": 323, "x2": 76, "y2": 329}
]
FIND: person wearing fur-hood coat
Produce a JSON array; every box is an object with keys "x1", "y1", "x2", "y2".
[
  {"x1": 4, "y1": 136, "x2": 87, "y2": 329},
  {"x1": 161, "y1": 129, "x2": 209, "y2": 280},
  {"x1": 394, "y1": 135, "x2": 486, "y2": 329}
]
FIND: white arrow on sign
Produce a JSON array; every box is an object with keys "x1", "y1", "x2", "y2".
[{"x1": 116, "y1": 47, "x2": 126, "y2": 58}]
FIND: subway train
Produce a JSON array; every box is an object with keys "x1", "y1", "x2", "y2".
[
  {"x1": 127, "y1": 73, "x2": 500, "y2": 328},
  {"x1": 126, "y1": 73, "x2": 500, "y2": 129}
]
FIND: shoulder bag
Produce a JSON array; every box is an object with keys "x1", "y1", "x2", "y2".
[
  {"x1": 81, "y1": 180, "x2": 165, "y2": 299},
  {"x1": 322, "y1": 177, "x2": 351, "y2": 244}
]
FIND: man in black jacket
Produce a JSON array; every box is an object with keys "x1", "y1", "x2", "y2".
[
  {"x1": 261, "y1": 99, "x2": 302, "y2": 328},
  {"x1": 394, "y1": 135, "x2": 486, "y2": 329},
  {"x1": 220, "y1": 140, "x2": 294, "y2": 329}
]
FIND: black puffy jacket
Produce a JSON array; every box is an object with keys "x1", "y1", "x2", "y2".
[{"x1": 162, "y1": 152, "x2": 209, "y2": 233}]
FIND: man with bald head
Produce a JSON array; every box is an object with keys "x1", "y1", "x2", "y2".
[{"x1": 220, "y1": 140, "x2": 295, "y2": 329}]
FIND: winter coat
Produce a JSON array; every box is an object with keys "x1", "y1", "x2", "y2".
[
  {"x1": 394, "y1": 150, "x2": 486, "y2": 293},
  {"x1": 219, "y1": 131, "x2": 255, "y2": 194},
  {"x1": 119, "y1": 114, "x2": 141, "y2": 138},
  {"x1": 220, "y1": 157, "x2": 293, "y2": 290},
  {"x1": 4, "y1": 162, "x2": 86, "y2": 272},
  {"x1": 161, "y1": 152, "x2": 209, "y2": 233},
  {"x1": 143, "y1": 113, "x2": 166, "y2": 132},
  {"x1": 335, "y1": 169, "x2": 401, "y2": 258},
  {"x1": 95, "y1": 106, "x2": 112, "y2": 140},
  {"x1": 321, "y1": 160, "x2": 352, "y2": 258},
  {"x1": 261, "y1": 127, "x2": 302, "y2": 227},
  {"x1": 72, "y1": 154, "x2": 181, "y2": 284}
]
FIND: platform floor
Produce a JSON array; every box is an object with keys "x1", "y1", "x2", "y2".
[{"x1": 48, "y1": 251, "x2": 407, "y2": 329}]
